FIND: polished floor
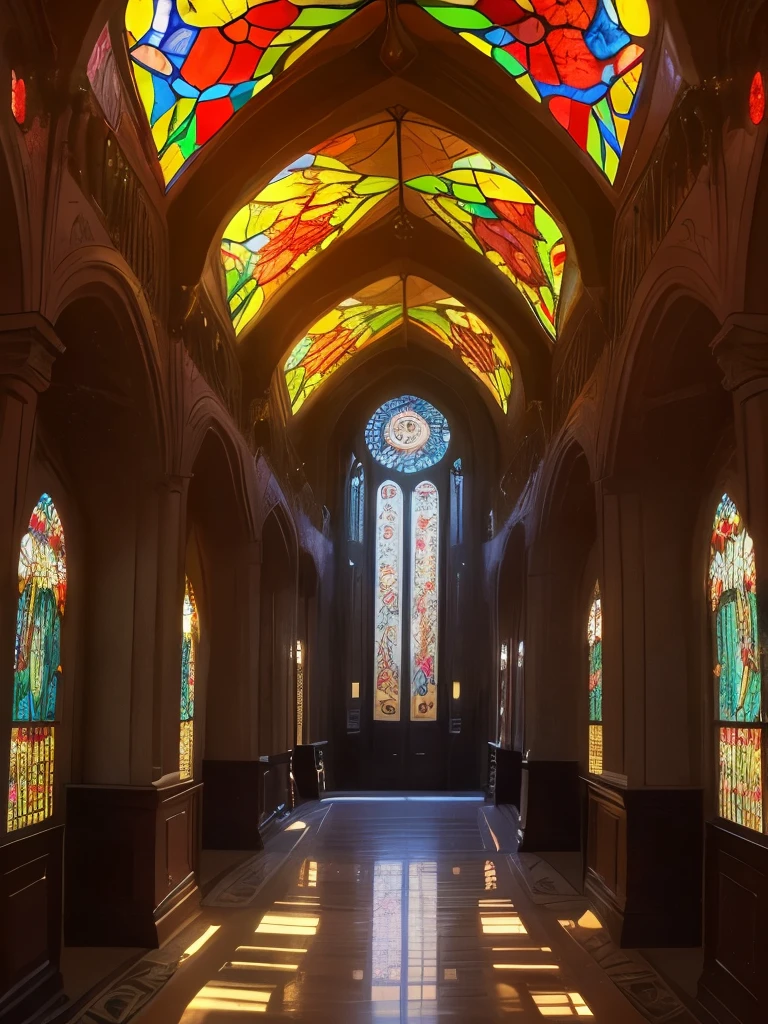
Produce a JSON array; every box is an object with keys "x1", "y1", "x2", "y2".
[{"x1": 133, "y1": 798, "x2": 661, "y2": 1023}]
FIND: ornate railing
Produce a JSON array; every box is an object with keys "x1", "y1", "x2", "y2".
[
  {"x1": 182, "y1": 289, "x2": 243, "y2": 425},
  {"x1": 496, "y1": 404, "x2": 548, "y2": 527},
  {"x1": 611, "y1": 86, "x2": 720, "y2": 339},
  {"x1": 551, "y1": 305, "x2": 607, "y2": 432}
]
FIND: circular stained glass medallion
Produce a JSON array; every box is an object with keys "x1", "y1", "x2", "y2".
[{"x1": 365, "y1": 396, "x2": 450, "y2": 473}]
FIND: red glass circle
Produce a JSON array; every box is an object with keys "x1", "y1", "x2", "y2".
[
  {"x1": 11, "y1": 71, "x2": 26, "y2": 126},
  {"x1": 749, "y1": 71, "x2": 765, "y2": 126}
]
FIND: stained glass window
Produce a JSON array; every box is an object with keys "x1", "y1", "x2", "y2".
[
  {"x1": 180, "y1": 577, "x2": 199, "y2": 781},
  {"x1": 224, "y1": 114, "x2": 565, "y2": 338},
  {"x1": 283, "y1": 277, "x2": 514, "y2": 414},
  {"x1": 750, "y1": 72, "x2": 766, "y2": 126},
  {"x1": 366, "y1": 396, "x2": 450, "y2": 474},
  {"x1": 588, "y1": 583, "x2": 603, "y2": 775},
  {"x1": 296, "y1": 639, "x2": 305, "y2": 744},
  {"x1": 285, "y1": 279, "x2": 403, "y2": 412},
  {"x1": 406, "y1": 154, "x2": 565, "y2": 337},
  {"x1": 349, "y1": 461, "x2": 365, "y2": 543},
  {"x1": 416, "y1": 1, "x2": 650, "y2": 182},
  {"x1": 125, "y1": 0, "x2": 372, "y2": 186},
  {"x1": 408, "y1": 288, "x2": 514, "y2": 411},
  {"x1": 374, "y1": 482, "x2": 403, "y2": 721},
  {"x1": 8, "y1": 494, "x2": 66, "y2": 832},
  {"x1": 411, "y1": 482, "x2": 440, "y2": 721},
  {"x1": 709, "y1": 495, "x2": 764, "y2": 832},
  {"x1": 450, "y1": 458, "x2": 464, "y2": 546},
  {"x1": 11, "y1": 70, "x2": 26, "y2": 126}
]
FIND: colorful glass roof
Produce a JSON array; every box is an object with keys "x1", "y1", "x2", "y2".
[
  {"x1": 126, "y1": 2, "x2": 650, "y2": 188},
  {"x1": 125, "y1": 0, "x2": 372, "y2": 186},
  {"x1": 222, "y1": 113, "x2": 565, "y2": 338},
  {"x1": 366, "y1": 396, "x2": 451, "y2": 473},
  {"x1": 416, "y1": 0, "x2": 650, "y2": 182},
  {"x1": 284, "y1": 276, "x2": 514, "y2": 414}
]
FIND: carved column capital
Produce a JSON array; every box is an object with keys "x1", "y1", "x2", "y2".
[
  {"x1": 0, "y1": 312, "x2": 64, "y2": 394},
  {"x1": 712, "y1": 313, "x2": 768, "y2": 394}
]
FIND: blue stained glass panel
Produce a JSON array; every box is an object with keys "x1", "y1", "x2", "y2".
[{"x1": 365, "y1": 396, "x2": 450, "y2": 474}]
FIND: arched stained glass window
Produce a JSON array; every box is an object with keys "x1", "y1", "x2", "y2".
[
  {"x1": 180, "y1": 577, "x2": 199, "y2": 781},
  {"x1": 283, "y1": 278, "x2": 515, "y2": 415},
  {"x1": 349, "y1": 461, "x2": 365, "y2": 543},
  {"x1": 366, "y1": 396, "x2": 450, "y2": 474},
  {"x1": 224, "y1": 113, "x2": 565, "y2": 342},
  {"x1": 411, "y1": 482, "x2": 440, "y2": 721},
  {"x1": 709, "y1": 496, "x2": 765, "y2": 832},
  {"x1": 374, "y1": 482, "x2": 403, "y2": 721},
  {"x1": 588, "y1": 583, "x2": 603, "y2": 775},
  {"x1": 125, "y1": 0, "x2": 373, "y2": 186},
  {"x1": 8, "y1": 494, "x2": 66, "y2": 831},
  {"x1": 416, "y1": 0, "x2": 651, "y2": 182}
]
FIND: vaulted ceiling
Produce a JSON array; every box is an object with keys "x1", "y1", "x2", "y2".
[{"x1": 86, "y1": 0, "x2": 667, "y2": 434}]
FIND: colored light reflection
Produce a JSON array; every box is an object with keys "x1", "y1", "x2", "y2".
[
  {"x1": 187, "y1": 984, "x2": 272, "y2": 1013},
  {"x1": 408, "y1": 862, "x2": 438, "y2": 1006},
  {"x1": 532, "y1": 991, "x2": 594, "y2": 1017},
  {"x1": 371, "y1": 861, "x2": 402, "y2": 1012},
  {"x1": 481, "y1": 915, "x2": 527, "y2": 935},
  {"x1": 179, "y1": 924, "x2": 220, "y2": 963},
  {"x1": 255, "y1": 912, "x2": 318, "y2": 937}
]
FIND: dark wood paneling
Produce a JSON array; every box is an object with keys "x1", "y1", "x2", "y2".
[
  {"x1": 699, "y1": 822, "x2": 768, "y2": 1024},
  {"x1": 487, "y1": 743, "x2": 523, "y2": 808},
  {"x1": 202, "y1": 760, "x2": 263, "y2": 850},
  {"x1": 0, "y1": 826, "x2": 63, "y2": 1023},
  {"x1": 258, "y1": 752, "x2": 293, "y2": 830},
  {"x1": 293, "y1": 743, "x2": 327, "y2": 801},
  {"x1": 65, "y1": 782, "x2": 201, "y2": 947},
  {"x1": 519, "y1": 760, "x2": 580, "y2": 852},
  {"x1": 585, "y1": 780, "x2": 703, "y2": 948}
]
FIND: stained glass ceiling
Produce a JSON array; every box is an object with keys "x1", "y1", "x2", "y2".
[
  {"x1": 125, "y1": 1, "x2": 649, "y2": 187},
  {"x1": 284, "y1": 276, "x2": 514, "y2": 415},
  {"x1": 221, "y1": 112, "x2": 566, "y2": 339},
  {"x1": 416, "y1": 0, "x2": 651, "y2": 183}
]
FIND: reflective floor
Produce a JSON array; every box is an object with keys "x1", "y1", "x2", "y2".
[{"x1": 134, "y1": 798, "x2": 654, "y2": 1023}]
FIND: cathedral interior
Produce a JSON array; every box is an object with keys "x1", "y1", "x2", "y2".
[{"x1": 1, "y1": 1, "x2": 768, "y2": 1022}]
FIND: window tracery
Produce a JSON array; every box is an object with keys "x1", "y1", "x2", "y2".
[
  {"x1": 8, "y1": 495, "x2": 66, "y2": 831},
  {"x1": 223, "y1": 114, "x2": 564, "y2": 339},
  {"x1": 709, "y1": 495, "x2": 764, "y2": 832}
]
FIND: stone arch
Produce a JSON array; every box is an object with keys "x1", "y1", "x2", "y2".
[
  {"x1": 40, "y1": 285, "x2": 167, "y2": 785},
  {"x1": 167, "y1": 27, "x2": 612, "y2": 293}
]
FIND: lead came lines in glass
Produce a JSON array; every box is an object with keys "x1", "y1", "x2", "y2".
[
  {"x1": 411, "y1": 482, "x2": 439, "y2": 722},
  {"x1": 709, "y1": 494, "x2": 764, "y2": 832},
  {"x1": 8, "y1": 493, "x2": 66, "y2": 831},
  {"x1": 374, "y1": 482, "x2": 403, "y2": 721}
]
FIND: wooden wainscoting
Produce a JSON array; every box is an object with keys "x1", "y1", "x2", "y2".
[
  {"x1": 202, "y1": 760, "x2": 263, "y2": 850},
  {"x1": 519, "y1": 760, "x2": 581, "y2": 851},
  {"x1": 258, "y1": 751, "x2": 293, "y2": 830},
  {"x1": 585, "y1": 779, "x2": 703, "y2": 948},
  {"x1": 65, "y1": 781, "x2": 202, "y2": 947},
  {"x1": 0, "y1": 825, "x2": 64, "y2": 1023},
  {"x1": 698, "y1": 822, "x2": 768, "y2": 1024}
]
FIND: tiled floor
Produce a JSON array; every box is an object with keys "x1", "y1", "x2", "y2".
[{"x1": 133, "y1": 798, "x2": 657, "y2": 1023}]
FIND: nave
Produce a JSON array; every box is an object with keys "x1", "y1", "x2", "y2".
[
  {"x1": 3, "y1": 3, "x2": 768, "y2": 1023},
  {"x1": 128, "y1": 798, "x2": 686, "y2": 1024}
]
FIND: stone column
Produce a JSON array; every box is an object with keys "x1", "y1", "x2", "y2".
[
  {"x1": 0, "y1": 314, "x2": 63, "y2": 635},
  {"x1": 0, "y1": 314, "x2": 64, "y2": 1022}
]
